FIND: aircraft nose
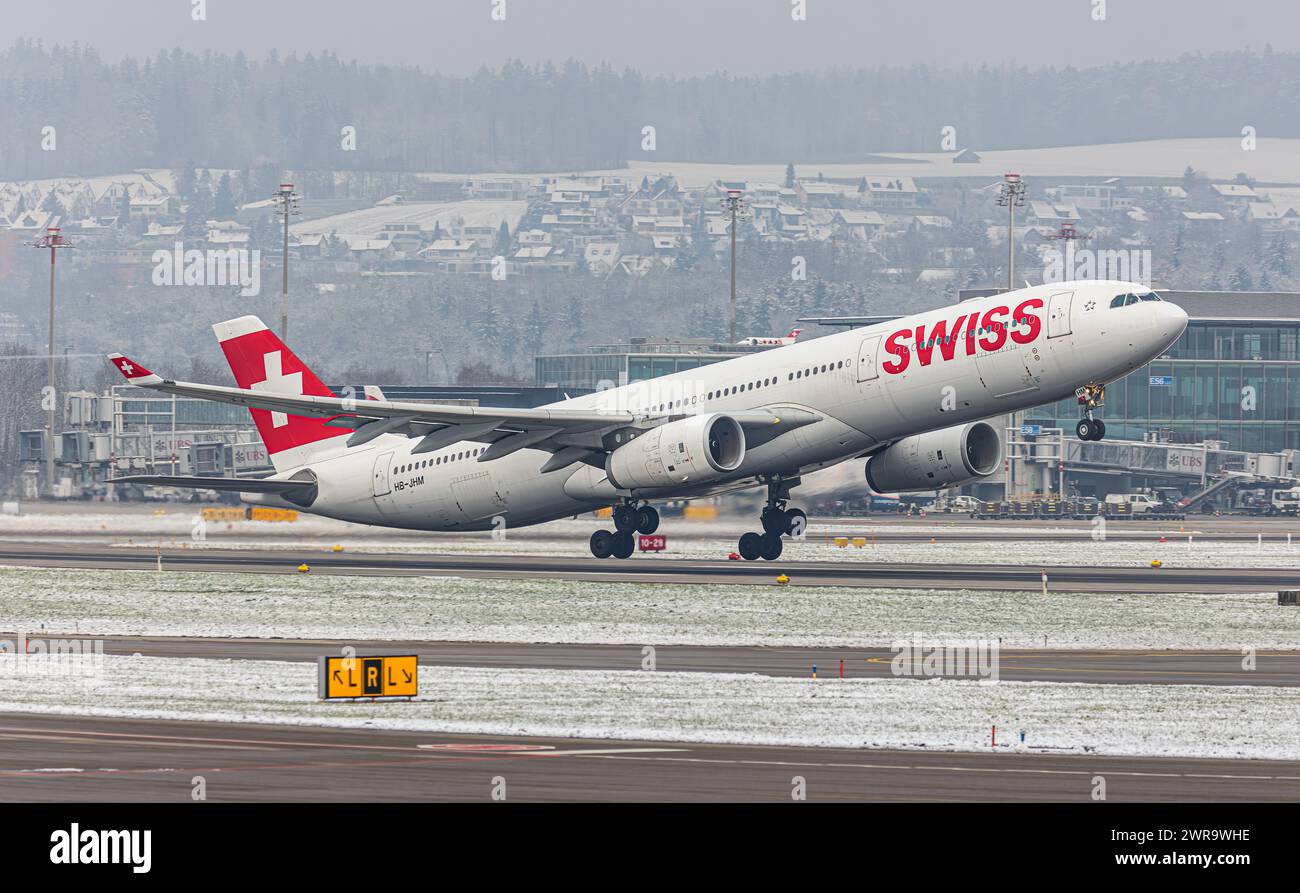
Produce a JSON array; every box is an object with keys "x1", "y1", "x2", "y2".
[
  {"x1": 1149, "y1": 300, "x2": 1188, "y2": 352},
  {"x1": 1157, "y1": 300, "x2": 1189, "y2": 336}
]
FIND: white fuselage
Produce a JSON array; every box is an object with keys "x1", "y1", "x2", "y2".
[{"x1": 254, "y1": 281, "x2": 1186, "y2": 531}]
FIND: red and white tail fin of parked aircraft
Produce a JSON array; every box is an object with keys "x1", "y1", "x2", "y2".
[
  {"x1": 738, "y1": 327, "x2": 802, "y2": 347},
  {"x1": 108, "y1": 282, "x2": 1186, "y2": 561}
]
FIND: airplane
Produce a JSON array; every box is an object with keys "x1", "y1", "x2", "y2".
[
  {"x1": 737, "y1": 327, "x2": 801, "y2": 347},
  {"x1": 106, "y1": 280, "x2": 1187, "y2": 562}
]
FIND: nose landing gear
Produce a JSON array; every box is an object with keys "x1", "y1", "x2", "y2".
[
  {"x1": 1075, "y1": 417, "x2": 1106, "y2": 441},
  {"x1": 590, "y1": 500, "x2": 660, "y2": 559},
  {"x1": 737, "y1": 476, "x2": 804, "y2": 561},
  {"x1": 1075, "y1": 384, "x2": 1107, "y2": 441}
]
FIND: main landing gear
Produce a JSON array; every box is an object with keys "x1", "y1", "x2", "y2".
[
  {"x1": 589, "y1": 500, "x2": 660, "y2": 559},
  {"x1": 1075, "y1": 383, "x2": 1107, "y2": 442},
  {"x1": 737, "y1": 478, "x2": 805, "y2": 561}
]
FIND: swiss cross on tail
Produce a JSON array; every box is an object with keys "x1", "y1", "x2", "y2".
[
  {"x1": 211, "y1": 316, "x2": 349, "y2": 464},
  {"x1": 107, "y1": 354, "x2": 162, "y2": 385},
  {"x1": 249, "y1": 350, "x2": 303, "y2": 428}
]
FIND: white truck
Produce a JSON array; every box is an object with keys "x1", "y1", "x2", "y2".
[
  {"x1": 937, "y1": 495, "x2": 981, "y2": 513},
  {"x1": 1104, "y1": 492, "x2": 1186, "y2": 518},
  {"x1": 1104, "y1": 493, "x2": 1162, "y2": 514},
  {"x1": 1268, "y1": 487, "x2": 1300, "y2": 516}
]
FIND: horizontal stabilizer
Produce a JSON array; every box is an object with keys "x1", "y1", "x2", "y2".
[{"x1": 107, "y1": 475, "x2": 313, "y2": 494}]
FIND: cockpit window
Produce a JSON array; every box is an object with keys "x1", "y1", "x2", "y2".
[{"x1": 1111, "y1": 291, "x2": 1160, "y2": 308}]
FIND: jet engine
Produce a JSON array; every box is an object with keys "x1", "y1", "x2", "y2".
[
  {"x1": 606, "y1": 413, "x2": 746, "y2": 490},
  {"x1": 865, "y1": 421, "x2": 1001, "y2": 493}
]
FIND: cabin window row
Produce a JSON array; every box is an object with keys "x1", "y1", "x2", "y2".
[
  {"x1": 647, "y1": 359, "x2": 853, "y2": 413},
  {"x1": 906, "y1": 317, "x2": 1036, "y2": 349},
  {"x1": 395, "y1": 447, "x2": 483, "y2": 474}
]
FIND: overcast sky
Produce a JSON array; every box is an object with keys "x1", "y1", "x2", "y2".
[{"x1": 9, "y1": 0, "x2": 1296, "y2": 74}]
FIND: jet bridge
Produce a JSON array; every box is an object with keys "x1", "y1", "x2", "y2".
[{"x1": 1008, "y1": 428, "x2": 1300, "y2": 508}]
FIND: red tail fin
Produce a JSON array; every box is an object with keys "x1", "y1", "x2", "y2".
[{"x1": 212, "y1": 316, "x2": 347, "y2": 470}]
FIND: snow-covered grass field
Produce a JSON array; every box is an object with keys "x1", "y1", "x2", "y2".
[
  {"x1": 3, "y1": 511, "x2": 1299, "y2": 569},
  {"x1": 593, "y1": 138, "x2": 1300, "y2": 187},
  {"x1": 3, "y1": 566, "x2": 1298, "y2": 650},
  {"x1": 3, "y1": 655, "x2": 1298, "y2": 761},
  {"x1": 289, "y1": 199, "x2": 525, "y2": 239}
]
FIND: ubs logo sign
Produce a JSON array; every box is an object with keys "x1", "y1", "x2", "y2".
[{"x1": 1167, "y1": 451, "x2": 1204, "y2": 470}]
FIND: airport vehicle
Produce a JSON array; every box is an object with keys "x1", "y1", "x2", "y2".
[
  {"x1": 1237, "y1": 486, "x2": 1300, "y2": 516},
  {"x1": 1104, "y1": 491, "x2": 1187, "y2": 519},
  {"x1": 737, "y1": 327, "x2": 802, "y2": 347},
  {"x1": 1105, "y1": 492, "x2": 1162, "y2": 514},
  {"x1": 106, "y1": 280, "x2": 1187, "y2": 560},
  {"x1": 936, "y1": 494, "x2": 980, "y2": 513},
  {"x1": 1270, "y1": 487, "x2": 1300, "y2": 516}
]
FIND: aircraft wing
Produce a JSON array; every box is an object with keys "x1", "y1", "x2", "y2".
[
  {"x1": 107, "y1": 352, "x2": 642, "y2": 464},
  {"x1": 107, "y1": 354, "x2": 821, "y2": 467},
  {"x1": 109, "y1": 354, "x2": 628, "y2": 428}
]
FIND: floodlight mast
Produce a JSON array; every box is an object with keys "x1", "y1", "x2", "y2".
[
  {"x1": 997, "y1": 173, "x2": 1027, "y2": 292},
  {"x1": 720, "y1": 189, "x2": 751, "y2": 343},
  {"x1": 272, "y1": 183, "x2": 301, "y2": 339},
  {"x1": 32, "y1": 226, "x2": 72, "y2": 497}
]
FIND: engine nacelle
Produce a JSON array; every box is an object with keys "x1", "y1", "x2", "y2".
[
  {"x1": 865, "y1": 421, "x2": 1001, "y2": 493},
  {"x1": 606, "y1": 413, "x2": 746, "y2": 490}
]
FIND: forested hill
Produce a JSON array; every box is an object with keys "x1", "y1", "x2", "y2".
[{"x1": 1, "y1": 40, "x2": 1297, "y2": 179}]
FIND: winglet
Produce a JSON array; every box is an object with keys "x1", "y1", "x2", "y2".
[{"x1": 107, "y1": 353, "x2": 163, "y2": 385}]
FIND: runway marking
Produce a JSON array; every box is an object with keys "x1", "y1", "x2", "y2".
[
  {"x1": 419, "y1": 743, "x2": 553, "y2": 752},
  {"x1": 0, "y1": 724, "x2": 514, "y2": 755},
  {"x1": 0, "y1": 724, "x2": 684, "y2": 763},
  {"x1": 595, "y1": 754, "x2": 1300, "y2": 783},
  {"x1": 0, "y1": 731, "x2": 276, "y2": 750},
  {"x1": 534, "y1": 748, "x2": 685, "y2": 756},
  {"x1": 0, "y1": 756, "x2": 516, "y2": 779}
]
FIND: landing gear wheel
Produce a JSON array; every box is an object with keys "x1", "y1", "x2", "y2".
[
  {"x1": 590, "y1": 529, "x2": 614, "y2": 559},
  {"x1": 611, "y1": 530, "x2": 635, "y2": 559},
  {"x1": 784, "y1": 508, "x2": 807, "y2": 537},
  {"x1": 761, "y1": 507, "x2": 789, "y2": 535},
  {"x1": 738, "y1": 532, "x2": 764, "y2": 561},
  {"x1": 759, "y1": 532, "x2": 784, "y2": 561},
  {"x1": 1092, "y1": 419, "x2": 1106, "y2": 441},
  {"x1": 1075, "y1": 419, "x2": 1096, "y2": 441},
  {"x1": 635, "y1": 505, "x2": 660, "y2": 535},
  {"x1": 613, "y1": 504, "x2": 638, "y2": 533}
]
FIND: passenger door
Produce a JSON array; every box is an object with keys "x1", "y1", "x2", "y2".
[
  {"x1": 371, "y1": 450, "x2": 395, "y2": 517},
  {"x1": 856, "y1": 335, "x2": 881, "y2": 383},
  {"x1": 372, "y1": 451, "x2": 393, "y2": 497},
  {"x1": 1047, "y1": 291, "x2": 1074, "y2": 338}
]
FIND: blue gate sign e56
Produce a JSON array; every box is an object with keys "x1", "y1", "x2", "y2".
[{"x1": 1150, "y1": 375, "x2": 1173, "y2": 386}]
